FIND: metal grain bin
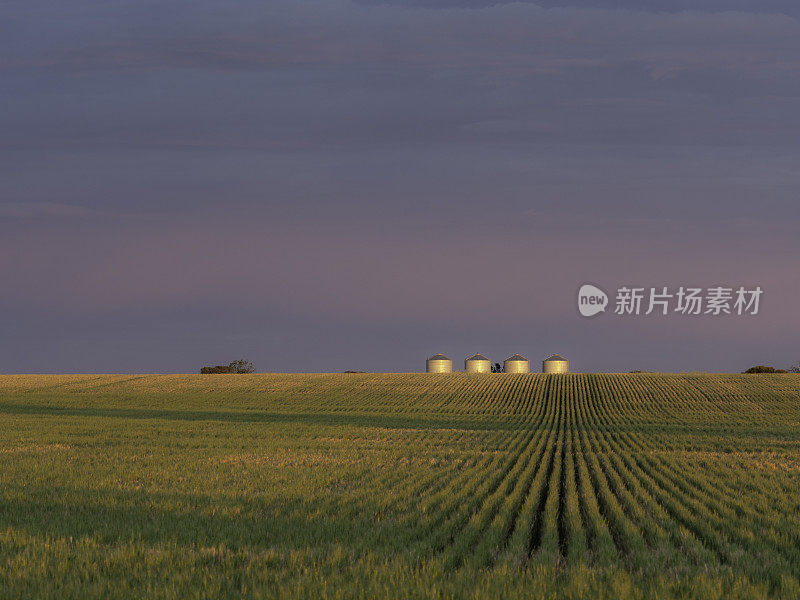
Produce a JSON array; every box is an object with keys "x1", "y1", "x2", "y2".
[
  {"x1": 465, "y1": 353, "x2": 491, "y2": 373},
  {"x1": 426, "y1": 353, "x2": 453, "y2": 373},
  {"x1": 543, "y1": 354, "x2": 569, "y2": 374},
  {"x1": 503, "y1": 354, "x2": 530, "y2": 374}
]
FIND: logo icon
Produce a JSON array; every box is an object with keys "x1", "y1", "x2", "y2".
[{"x1": 578, "y1": 284, "x2": 608, "y2": 317}]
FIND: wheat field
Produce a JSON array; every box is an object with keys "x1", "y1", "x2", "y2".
[{"x1": 1, "y1": 373, "x2": 799, "y2": 599}]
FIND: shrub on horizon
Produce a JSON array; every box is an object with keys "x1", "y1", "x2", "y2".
[{"x1": 743, "y1": 365, "x2": 787, "y2": 374}]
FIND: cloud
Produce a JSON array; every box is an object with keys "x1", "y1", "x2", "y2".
[
  {"x1": 0, "y1": 202, "x2": 103, "y2": 219},
  {"x1": 3, "y1": 0, "x2": 799, "y2": 159},
  {"x1": 3, "y1": 0, "x2": 799, "y2": 75},
  {"x1": 352, "y1": 0, "x2": 800, "y2": 15},
  {"x1": 1, "y1": 211, "x2": 796, "y2": 325}
]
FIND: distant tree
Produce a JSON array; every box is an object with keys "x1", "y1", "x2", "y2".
[
  {"x1": 200, "y1": 360, "x2": 255, "y2": 374},
  {"x1": 492, "y1": 362, "x2": 503, "y2": 373},
  {"x1": 200, "y1": 365, "x2": 234, "y2": 374},
  {"x1": 229, "y1": 359, "x2": 256, "y2": 374},
  {"x1": 789, "y1": 363, "x2": 800, "y2": 374},
  {"x1": 743, "y1": 365, "x2": 787, "y2": 374}
]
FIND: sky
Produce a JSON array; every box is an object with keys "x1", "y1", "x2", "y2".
[{"x1": 1, "y1": 0, "x2": 799, "y2": 373}]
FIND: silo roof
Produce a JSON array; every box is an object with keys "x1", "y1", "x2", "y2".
[
  {"x1": 466, "y1": 353, "x2": 489, "y2": 361},
  {"x1": 505, "y1": 354, "x2": 528, "y2": 361},
  {"x1": 428, "y1": 353, "x2": 450, "y2": 360},
  {"x1": 544, "y1": 354, "x2": 568, "y2": 362}
]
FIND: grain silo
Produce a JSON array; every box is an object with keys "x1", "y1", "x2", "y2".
[
  {"x1": 426, "y1": 353, "x2": 453, "y2": 373},
  {"x1": 465, "y1": 353, "x2": 491, "y2": 373},
  {"x1": 503, "y1": 354, "x2": 530, "y2": 374},
  {"x1": 543, "y1": 354, "x2": 569, "y2": 374}
]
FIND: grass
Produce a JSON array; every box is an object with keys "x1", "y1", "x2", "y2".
[{"x1": 1, "y1": 373, "x2": 799, "y2": 598}]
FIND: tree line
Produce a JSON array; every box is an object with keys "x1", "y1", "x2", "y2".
[{"x1": 200, "y1": 359, "x2": 255, "y2": 374}]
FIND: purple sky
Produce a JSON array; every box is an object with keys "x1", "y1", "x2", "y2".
[{"x1": 2, "y1": 0, "x2": 800, "y2": 373}]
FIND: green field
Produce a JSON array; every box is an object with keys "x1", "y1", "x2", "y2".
[{"x1": 2, "y1": 373, "x2": 800, "y2": 599}]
